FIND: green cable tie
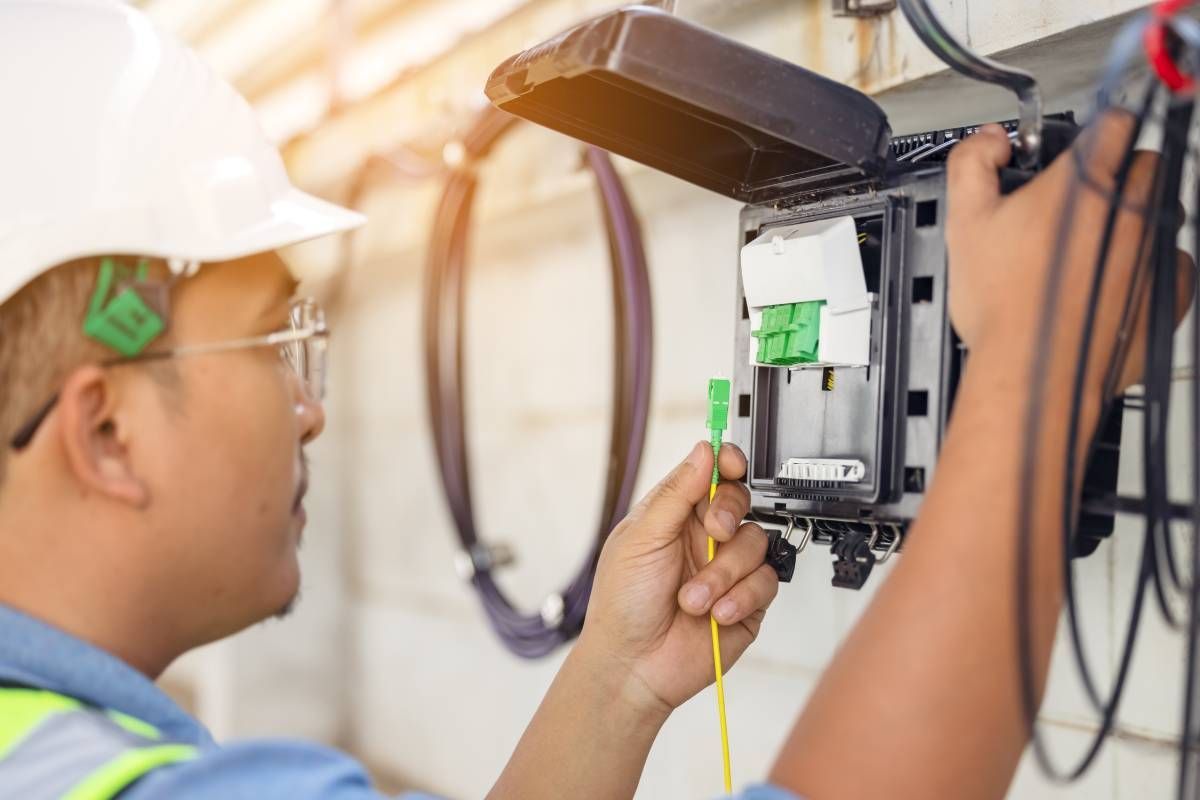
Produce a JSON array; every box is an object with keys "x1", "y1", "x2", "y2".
[{"x1": 82, "y1": 257, "x2": 165, "y2": 358}]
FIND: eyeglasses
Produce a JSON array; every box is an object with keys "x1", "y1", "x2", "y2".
[{"x1": 8, "y1": 298, "x2": 328, "y2": 451}]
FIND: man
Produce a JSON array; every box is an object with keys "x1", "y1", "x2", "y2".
[
  {"x1": 0, "y1": 3, "x2": 777, "y2": 798},
  {"x1": 0, "y1": 2, "x2": 1182, "y2": 799}
]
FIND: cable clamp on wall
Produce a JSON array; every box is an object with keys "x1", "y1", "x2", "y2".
[{"x1": 453, "y1": 542, "x2": 515, "y2": 581}]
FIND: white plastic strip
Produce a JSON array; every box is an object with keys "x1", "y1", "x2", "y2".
[{"x1": 779, "y1": 458, "x2": 867, "y2": 483}]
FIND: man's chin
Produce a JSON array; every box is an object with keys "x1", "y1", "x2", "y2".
[
  {"x1": 273, "y1": 588, "x2": 301, "y2": 620},
  {"x1": 268, "y1": 554, "x2": 303, "y2": 620}
]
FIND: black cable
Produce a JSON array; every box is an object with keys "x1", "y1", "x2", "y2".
[
  {"x1": 896, "y1": 0, "x2": 1042, "y2": 167},
  {"x1": 423, "y1": 107, "x2": 653, "y2": 658},
  {"x1": 1089, "y1": 96, "x2": 1200, "y2": 637},
  {"x1": 1051, "y1": 32, "x2": 1200, "y2": 724},
  {"x1": 1058, "y1": 81, "x2": 1156, "y2": 712},
  {"x1": 1057, "y1": 91, "x2": 1200, "y2": 739},
  {"x1": 1011, "y1": 34, "x2": 1200, "y2": 777},
  {"x1": 1143, "y1": 101, "x2": 1195, "y2": 636},
  {"x1": 1015, "y1": 80, "x2": 1190, "y2": 780},
  {"x1": 1180, "y1": 126, "x2": 1200, "y2": 798}
]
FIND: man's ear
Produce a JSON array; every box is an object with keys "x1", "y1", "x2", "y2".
[{"x1": 55, "y1": 365, "x2": 149, "y2": 507}]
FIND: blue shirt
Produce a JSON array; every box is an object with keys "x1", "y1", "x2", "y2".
[{"x1": 0, "y1": 603, "x2": 798, "y2": 799}]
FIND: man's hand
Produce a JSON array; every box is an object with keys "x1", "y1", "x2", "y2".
[
  {"x1": 945, "y1": 113, "x2": 1192, "y2": 394},
  {"x1": 579, "y1": 440, "x2": 779, "y2": 713},
  {"x1": 489, "y1": 442, "x2": 777, "y2": 800}
]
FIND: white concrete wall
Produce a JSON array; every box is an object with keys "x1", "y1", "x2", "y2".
[{"x1": 161, "y1": 1, "x2": 1198, "y2": 797}]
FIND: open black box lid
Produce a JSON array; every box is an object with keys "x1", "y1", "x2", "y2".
[{"x1": 485, "y1": 5, "x2": 893, "y2": 205}]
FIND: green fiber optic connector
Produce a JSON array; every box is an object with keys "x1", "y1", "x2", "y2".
[
  {"x1": 751, "y1": 300, "x2": 823, "y2": 366},
  {"x1": 707, "y1": 378, "x2": 730, "y2": 433},
  {"x1": 707, "y1": 378, "x2": 731, "y2": 485}
]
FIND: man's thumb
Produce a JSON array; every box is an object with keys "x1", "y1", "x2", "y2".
[
  {"x1": 947, "y1": 124, "x2": 1012, "y2": 230},
  {"x1": 621, "y1": 441, "x2": 712, "y2": 546}
]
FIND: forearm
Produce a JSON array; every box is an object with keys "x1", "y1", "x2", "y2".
[
  {"x1": 488, "y1": 639, "x2": 669, "y2": 800},
  {"x1": 770, "y1": 341, "x2": 1103, "y2": 799}
]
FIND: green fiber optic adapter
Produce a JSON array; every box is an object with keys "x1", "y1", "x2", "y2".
[{"x1": 751, "y1": 300, "x2": 823, "y2": 366}]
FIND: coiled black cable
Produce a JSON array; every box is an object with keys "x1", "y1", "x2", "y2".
[
  {"x1": 423, "y1": 106, "x2": 653, "y2": 658},
  {"x1": 1057, "y1": 83, "x2": 1157, "y2": 718},
  {"x1": 1180, "y1": 140, "x2": 1200, "y2": 799},
  {"x1": 1146, "y1": 101, "x2": 1194, "y2": 632},
  {"x1": 1016, "y1": 102, "x2": 1154, "y2": 782},
  {"x1": 1013, "y1": 14, "x2": 1200, "y2": 785}
]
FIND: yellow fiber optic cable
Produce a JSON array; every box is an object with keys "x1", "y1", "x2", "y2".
[
  {"x1": 708, "y1": 483, "x2": 733, "y2": 794},
  {"x1": 706, "y1": 378, "x2": 733, "y2": 794}
]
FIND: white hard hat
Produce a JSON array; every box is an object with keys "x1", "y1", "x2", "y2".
[{"x1": 0, "y1": 0, "x2": 366, "y2": 307}]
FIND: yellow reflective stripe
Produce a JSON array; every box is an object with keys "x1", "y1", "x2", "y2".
[
  {"x1": 0, "y1": 689, "x2": 81, "y2": 756},
  {"x1": 104, "y1": 710, "x2": 161, "y2": 741},
  {"x1": 62, "y1": 743, "x2": 197, "y2": 800}
]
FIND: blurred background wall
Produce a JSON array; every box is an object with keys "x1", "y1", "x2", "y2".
[{"x1": 139, "y1": 1, "x2": 1192, "y2": 796}]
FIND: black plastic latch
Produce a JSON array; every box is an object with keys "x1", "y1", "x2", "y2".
[
  {"x1": 765, "y1": 530, "x2": 799, "y2": 583},
  {"x1": 998, "y1": 119, "x2": 1080, "y2": 194},
  {"x1": 831, "y1": 531, "x2": 876, "y2": 590}
]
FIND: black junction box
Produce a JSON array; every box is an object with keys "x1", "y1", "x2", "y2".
[{"x1": 485, "y1": 5, "x2": 1121, "y2": 578}]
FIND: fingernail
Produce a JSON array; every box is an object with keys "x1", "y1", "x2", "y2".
[
  {"x1": 686, "y1": 441, "x2": 708, "y2": 469},
  {"x1": 714, "y1": 509, "x2": 736, "y2": 537},
  {"x1": 684, "y1": 583, "x2": 711, "y2": 611},
  {"x1": 714, "y1": 598, "x2": 737, "y2": 623}
]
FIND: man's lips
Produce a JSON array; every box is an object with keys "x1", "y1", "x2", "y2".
[{"x1": 293, "y1": 471, "x2": 309, "y2": 514}]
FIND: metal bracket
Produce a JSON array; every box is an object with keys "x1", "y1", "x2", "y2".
[
  {"x1": 833, "y1": 0, "x2": 896, "y2": 17},
  {"x1": 786, "y1": 516, "x2": 815, "y2": 554},
  {"x1": 877, "y1": 524, "x2": 903, "y2": 565}
]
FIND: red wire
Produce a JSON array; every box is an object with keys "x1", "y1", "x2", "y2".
[
  {"x1": 1146, "y1": 0, "x2": 1196, "y2": 93},
  {"x1": 1154, "y1": 0, "x2": 1191, "y2": 15}
]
